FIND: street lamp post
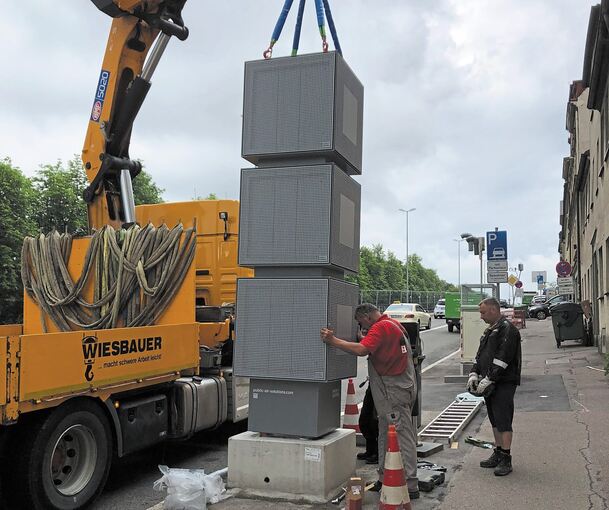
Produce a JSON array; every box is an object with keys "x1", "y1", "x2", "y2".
[
  {"x1": 399, "y1": 207, "x2": 416, "y2": 302},
  {"x1": 452, "y1": 239, "x2": 464, "y2": 289},
  {"x1": 461, "y1": 232, "x2": 485, "y2": 298}
]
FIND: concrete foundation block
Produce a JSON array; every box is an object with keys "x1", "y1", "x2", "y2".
[
  {"x1": 444, "y1": 374, "x2": 468, "y2": 384},
  {"x1": 228, "y1": 428, "x2": 356, "y2": 503}
]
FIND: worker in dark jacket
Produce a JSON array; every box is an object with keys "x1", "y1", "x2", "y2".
[{"x1": 466, "y1": 297, "x2": 521, "y2": 476}]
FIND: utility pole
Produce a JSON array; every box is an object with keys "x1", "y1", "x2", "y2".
[{"x1": 399, "y1": 208, "x2": 416, "y2": 302}]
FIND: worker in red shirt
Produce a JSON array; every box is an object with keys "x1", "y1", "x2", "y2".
[{"x1": 321, "y1": 303, "x2": 419, "y2": 499}]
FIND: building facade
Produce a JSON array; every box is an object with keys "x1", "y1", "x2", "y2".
[{"x1": 560, "y1": 3, "x2": 609, "y2": 353}]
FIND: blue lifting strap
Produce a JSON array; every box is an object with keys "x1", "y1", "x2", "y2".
[
  {"x1": 291, "y1": 0, "x2": 307, "y2": 56},
  {"x1": 323, "y1": 0, "x2": 342, "y2": 56},
  {"x1": 263, "y1": 0, "x2": 342, "y2": 59},
  {"x1": 264, "y1": 0, "x2": 296, "y2": 59}
]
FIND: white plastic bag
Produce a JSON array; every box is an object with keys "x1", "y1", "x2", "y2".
[{"x1": 153, "y1": 465, "x2": 227, "y2": 509}]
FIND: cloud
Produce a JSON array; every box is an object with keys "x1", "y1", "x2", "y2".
[{"x1": 0, "y1": 0, "x2": 597, "y2": 292}]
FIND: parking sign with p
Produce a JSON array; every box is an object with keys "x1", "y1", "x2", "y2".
[{"x1": 486, "y1": 230, "x2": 508, "y2": 261}]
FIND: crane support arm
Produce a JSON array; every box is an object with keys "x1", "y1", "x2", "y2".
[{"x1": 82, "y1": 0, "x2": 188, "y2": 230}]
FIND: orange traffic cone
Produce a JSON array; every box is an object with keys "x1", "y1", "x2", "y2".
[
  {"x1": 342, "y1": 378, "x2": 360, "y2": 432},
  {"x1": 379, "y1": 424, "x2": 411, "y2": 510}
]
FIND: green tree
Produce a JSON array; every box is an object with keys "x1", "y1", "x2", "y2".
[
  {"x1": 133, "y1": 169, "x2": 164, "y2": 205},
  {"x1": 359, "y1": 245, "x2": 388, "y2": 289},
  {"x1": 358, "y1": 245, "x2": 456, "y2": 292},
  {"x1": 385, "y1": 251, "x2": 405, "y2": 289},
  {"x1": 31, "y1": 157, "x2": 88, "y2": 234},
  {"x1": 0, "y1": 159, "x2": 36, "y2": 323},
  {"x1": 192, "y1": 191, "x2": 218, "y2": 200}
]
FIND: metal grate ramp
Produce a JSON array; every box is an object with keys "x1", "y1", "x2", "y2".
[{"x1": 418, "y1": 398, "x2": 483, "y2": 443}]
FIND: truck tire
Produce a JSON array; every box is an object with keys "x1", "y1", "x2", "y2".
[
  {"x1": 7, "y1": 399, "x2": 112, "y2": 510},
  {"x1": 448, "y1": 324, "x2": 454, "y2": 333}
]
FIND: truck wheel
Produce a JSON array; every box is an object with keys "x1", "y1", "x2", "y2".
[
  {"x1": 448, "y1": 324, "x2": 454, "y2": 333},
  {"x1": 8, "y1": 399, "x2": 112, "y2": 510}
]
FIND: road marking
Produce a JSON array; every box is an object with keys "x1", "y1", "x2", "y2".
[
  {"x1": 421, "y1": 324, "x2": 446, "y2": 333},
  {"x1": 422, "y1": 349, "x2": 460, "y2": 373}
]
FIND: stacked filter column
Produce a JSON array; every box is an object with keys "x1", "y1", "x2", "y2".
[{"x1": 235, "y1": 51, "x2": 364, "y2": 438}]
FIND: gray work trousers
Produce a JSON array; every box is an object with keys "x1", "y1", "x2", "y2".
[{"x1": 369, "y1": 361, "x2": 418, "y2": 492}]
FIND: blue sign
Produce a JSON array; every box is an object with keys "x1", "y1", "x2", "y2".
[
  {"x1": 537, "y1": 274, "x2": 544, "y2": 285},
  {"x1": 90, "y1": 69, "x2": 110, "y2": 122},
  {"x1": 486, "y1": 230, "x2": 507, "y2": 261}
]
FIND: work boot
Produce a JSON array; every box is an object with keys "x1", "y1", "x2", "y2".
[
  {"x1": 479, "y1": 447, "x2": 501, "y2": 468},
  {"x1": 494, "y1": 451, "x2": 513, "y2": 476},
  {"x1": 365, "y1": 453, "x2": 378, "y2": 464}
]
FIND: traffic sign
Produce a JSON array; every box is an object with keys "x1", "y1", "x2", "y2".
[
  {"x1": 487, "y1": 271, "x2": 508, "y2": 283},
  {"x1": 515, "y1": 280, "x2": 523, "y2": 289},
  {"x1": 557, "y1": 276, "x2": 574, "y2": 294},
  {"x1": 486, "y1": 230, "x2": 508, "y2": 261},
  {"x1": 488, "y1": 260, "x2": 508, "y2": 271},
  {"x1": 556, "y1": 260, "x2": 572, "y2": 277},
  {"x1": 507, "y1": 274, "x2": 518, "y2": 286},
  {"x1": 531, "y1": 271, "x2": 546, "y2": 284}
]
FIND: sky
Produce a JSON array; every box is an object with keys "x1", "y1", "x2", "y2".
[{"x1": 0, "y1": 0, "x2": 597, "y2": 295}]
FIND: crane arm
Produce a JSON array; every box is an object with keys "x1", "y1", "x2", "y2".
[{"x1": 82, "y1": 0, "x2": 188, "y2": 230}]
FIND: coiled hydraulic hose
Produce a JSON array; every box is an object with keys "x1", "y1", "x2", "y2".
[{"x1": 21, "y1": 223, "x2": 196, "y2": 332}]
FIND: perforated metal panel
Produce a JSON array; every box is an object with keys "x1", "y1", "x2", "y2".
[
  {"x1": 234, "y1": 278, "x2": 358, "y2": 381},
  {"x1": 248, "y1": 379, "x2": 341, "y2": 437},
  {"x1": 239, "y1": 164, "x2": 360, "y2": 272},
  {"x1": 242, "y1": 52, "x2": 364, "y2": 175}
]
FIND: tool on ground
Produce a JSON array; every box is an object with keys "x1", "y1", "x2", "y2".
[
  {"x1": 342, "y1": 378, "x2": 361, "y2": 432},
  {"x1": 418, "y1": 398, "x2": 484, "y2": 444},
  {"x1": 331, "y1": 487, "x2": 347, "y2": 505},
  {"x1": 417, "y1": 460, "x2": 447, "y2": 472},
  {"x1": 379, "y1": 424, "x2": 412, "y2": 510},
  {"x1": 417, "y1": 470, "x2": 445, "y2": 492},
  {"x1": 464, "y1": 436, "x2": 494, "y2": 449}
]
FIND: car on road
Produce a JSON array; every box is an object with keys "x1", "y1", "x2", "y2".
[
  {"x1": 531, "y1": 295, "x2": 547, "y2": 305},
  {"x1": 499, "y1": 299, "x2": 510, "y2": 308},
  {"x1": 527, "y1": 294, "x2": 571, "y2": 320},
  {"x1": 384, "y1": 302, "x2": 433, "y2": 330},
  {"x1": 434, "y1": 299, "x2": 446, "y2": 318}
]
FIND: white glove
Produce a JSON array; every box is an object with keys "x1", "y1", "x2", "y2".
[
  {"x1": 466, "y1": 372, "x2": 479, "y2": 393},
  {"x1": 475, "y1": 376, "x2": 495, "y2": 397}
]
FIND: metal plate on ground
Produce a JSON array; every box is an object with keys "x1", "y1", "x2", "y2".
[{"x1": 514, "y1": 375, "x2": 571, "y2": 411}]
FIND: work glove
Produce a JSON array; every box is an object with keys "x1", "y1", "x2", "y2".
[
  {"x1": 466, "y1": 372, "x2": 479, "y2": 393},
  {"x1": 475, "y1": 376, "x2": 495, "y2": 397}
]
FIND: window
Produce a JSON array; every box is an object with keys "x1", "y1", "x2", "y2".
[
  {"x1": 605, "y1": 237, "x2": 609, "y2": 293},
  {"x1": 599, "y1": 247, "x2": 604, "y2": 296},
  {"x1": 604, "y1": 85, "x2": 609, "y2": 160}
]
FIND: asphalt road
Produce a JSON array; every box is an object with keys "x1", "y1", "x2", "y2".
[{"x1": 89, "y1": 317, "x2": 460, "y2": 510}]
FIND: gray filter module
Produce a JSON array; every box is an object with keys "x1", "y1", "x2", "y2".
[
  {"x1": 234, "y1": 278, "x2": 358, "y2": 381},
  {"x1": 238, "y1": 164, "x2": 360, "y2": 272},
  {"x1": 248, "y1": 379, "x2": 341, "y2": 438},
  {"x1": 242, "y1": 52, "x2": 364, "y2": 175}
]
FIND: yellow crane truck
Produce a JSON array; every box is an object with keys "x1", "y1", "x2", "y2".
[{"x1": 0, "y1": 2, "x2": 252, "y2": 508}]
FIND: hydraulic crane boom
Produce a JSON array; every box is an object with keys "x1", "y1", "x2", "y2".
[{"x1": 82, "y1": 0, "x2": 188, "y2": 230}]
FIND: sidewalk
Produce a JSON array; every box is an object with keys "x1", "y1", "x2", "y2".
[
  {"x1": 438, "y1": 319, "x2": 609, "y2": 510},
  {"x1": 152, "y1": 319, "x2": 609, "y2": 509}
]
